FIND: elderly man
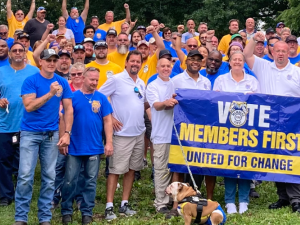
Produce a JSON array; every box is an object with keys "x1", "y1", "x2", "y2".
[
  {"x1": 0, "y1": 25, "x2": 14, "y2": 49},
  {"x1": 0, "y1": 40, "x2": 9, "y2": 67},
  {"x1": 62, "y1": 0, "x2": 89, "y2": 44},
  {"x1": 6, "y1": 0, "x2": 35, "y2": 38},
  {"x1": 182, "y1": 19, "x2": 199, "y2": 44},
  {"x1": 107, "y1": 32, "x2": 130, "y2": 68},
  {"x1": 244, "y1": 32, "x2": 300, "y2": 214},
  {"x1": 98, "y1": 4, "x2": 131, "y2": 34}
]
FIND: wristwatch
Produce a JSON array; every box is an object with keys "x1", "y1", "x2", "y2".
[
  {"x1": 177, "y1": 33, "x2": 182, "y2": 37},
  {"x1": 65, "y1": 131, "x2": 71, "y2": 136}
]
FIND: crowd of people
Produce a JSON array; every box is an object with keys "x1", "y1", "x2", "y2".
[{"x1": 1, "y1": 0, "x2": 300, "y2": 225}]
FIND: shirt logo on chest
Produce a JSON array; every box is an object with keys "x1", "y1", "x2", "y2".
[
  {"x1": 56, "y1": 85, "x2": 63, "y2": 97},
  {"x1": 92, "y1": 100, "x2": 101, "y2": 113},
  {"x1": 106, "y1": 70, "x2": 113, "y2": 78},
  {"x1": 287, "y1": 75, "x2": 292, "y2": 80},
  {"x1": 143, "y1": 65, "x2": 149, "y2": 73},
  {"x1": 97, "y1": 33, "x2": 101, "y2": 39}
]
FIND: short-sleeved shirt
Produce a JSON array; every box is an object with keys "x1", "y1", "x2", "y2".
[
  {"x1": 52, "y1": 29, "x2": 75, "y2": 41},
  {"x1": 200, "y1": 68, "x2": 228, "y2": 89},
  {"x1": 289, "y1": 54, "x2": 300, "y2": 65},
  {"x1": 68, "y1": 90, "x2": 113, "y2": 156},
  {"x1": 1, "y1": 38, "x2": 14, "y2": 49},
  {"x1": 146, "y1": 76, "x2": 175, "y2": 144},
  {"x1": 252, "y1": 56, "x2": 300, "y2": 96},
  {"x1": 172, "y1": 70, "x2": 211, "y2": 90},
  {"x1": 172, "y1": 59, "x2": 184, "y2": 75},
  {"x1": 98, "y1": 19, "x2": 126, "y2": 35},
  {"x1": 107, "y1": 51, "x2": 128, "y2": 69},
  {"x1": 20, "y1": 73, "x2": 73, "y2": 131},
  {"x1": 145, "y1": 31, "x2": 163, "y2": 42},
  {"x1": 0, "y1": 65, "x2": 40, "y2": 132},
  {"x1": 163, "y1": 40, "x2": 172, "y2": 49},
  {"x1": 147, "y1": 72, "x2": 178, "y2": 85},
  {"x1": 99, "y1": 70, "x2": 146, "y2": 136},
  {"x1": 66, "y1": 16, "x2": 85, "y2": 44},
  {"x1": 93, "y1": 29, "x2": 107, "y2": 42},
  {"x1": 0, "y1": 58, "x2": 9, "y2": 67},
  {"x1": 218, "y1": 34, "x2": 232, "y2": 54},
  {"x1": 86, "y1": 60, "x2": 122, "y2": 89},
  {"x1": 138, "y1": 54, "x2": 158, "y2": 84},
  {"x1": 7, "y1": 15, "x2": 29, "y2": 38},
  {"x1": 23, "y1": 18, "x2": 50, "y2": 47},
  {"x1": 182, "y1": 32, "x2": 199, "y2": 44},
  {"x1": 213, "y1": 70, "x2": 260, "y2": 93}
]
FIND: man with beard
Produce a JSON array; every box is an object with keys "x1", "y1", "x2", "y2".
[
  {"x1": 0, "y1": 40, "x2": 9, "y2": 67},
  {"x1": 99, "y1": 50, "x2": 149, "y2": 221},
  {"x1": 17, "y1": 33, "x2": 36, "y2": 67},
  {"x1": 286, "y1": 35, "x2": 300, "y2": 65},
  {"x1": 0, "y1": 43, "x2": 39, "y2": 207},
  {"x1": 72, "y1": 45, "x2": 86, "y2": 64},
  {"x1": 107, "y1": 32, "x2": 130, "y2": 69},
  {"x1": 198, "y1": 22, "x2": 208, "y2": 34},
  {"x1": 137, "y1": 25, "x2": 165, "y2": 84},
  {"x1": 82, "y1": 37, "x2": 95, "y2": 64},
  {"x1": 86, "y1": 40, "x2": 122, "y2": 89},
  {"x1": 55, "y1": 50, "x2": 71, "y2": 79},
  {"x1": 23, "y1": 7, "x2": 50, "y2": 48},
  {"x1": 129, "y1": 30, "x2": 142, "y2": 51},
  {"x1": 106, "y1": 29, "x2": 117, "y2": 54},
  {"x1": 262, "y1": 36, "x2": 280, "y2": 62},
  {"x1": 254, "y1": 40, "x2": 265, "y2": 58},
  {"x1": 6, "y1": 0, "x2": 36, "y2": 38},
  {"x1": 182, "y1": 19, "x2": 199, "y2": 44},
  {"x1": 62, "y1": 0, "x2": 89, "y2": 44},
  {"x1": 218, "y1": 19, "x2": 239, "y2": 54}
]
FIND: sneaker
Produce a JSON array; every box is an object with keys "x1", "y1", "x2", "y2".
[
  {"x1": 157, "y1": 207, "x2": 170, "y2": 214},
  {"x1": 143, "y1": 159, "x2": 148, "y2": 167},
  {"x1": 165, "y1": 208, "x2": 179, "y2": 219},
  {"x1": 119, "y1": 203, "x2": 136, "y2": 216},
  {"x1": 105, "y1": 207, "x2": 117, "y2": 221},
  {"x1": 239, "y1": 202, "x2": 248, "y2": 214},
  {"x1": 0, "y1": 198, "x2": 12, "y2": 206},
  {"x1": 225, "y1": 203, "x2": 237, "y2": 214},
  {"x1": 62, "y1": 214, "x2": 72, "y2": 225},
  {"x1": 249, "y1": 188, "x2": 259, "y2": 198}
]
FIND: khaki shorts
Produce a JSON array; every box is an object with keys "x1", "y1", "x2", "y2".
[{"x1": 109, "y1": 132, "x2": 145, "y2": 174}]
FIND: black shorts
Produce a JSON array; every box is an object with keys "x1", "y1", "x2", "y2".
[{"x1": 144, "y1": 111, "x2": 152, "y2": 140}]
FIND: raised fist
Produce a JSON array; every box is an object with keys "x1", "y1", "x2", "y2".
[
  {"x1": 124, "y1": 3, "x2": 129, "y2": 9},
  {"x1": 146, "y1": 25, "x2": 155, "y2": 34},
  {"x1": 177, "y1": 25, "x2": 184, "y2": 34},
  {"x1": 47, "y1": 23, "x2": 54, "y2": 31}
]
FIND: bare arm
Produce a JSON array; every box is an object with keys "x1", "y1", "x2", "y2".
[
  {"x1": 57, "y1": 98, "x2": 73, "y2": 148},
  {"x1": 124, "y1": 3, "x2": 131, "y2": 22},
  {"x1": 22, "y1": 92, "x2": 54, "y2": 113},
  {"x1": 41, "y1": 23, "x2": 54, "y2": 41},
  {"x1": 206, "y1": 30, "x2": 214, "y2": 52},
  {"x1": 81, "y1": 0, "x2": 89, "y2": 23},
  {"x1": 126, "y1": 19, "x2": 137, "y2": 35},
  {"x1": 27, "y1": 0, "x2": 36, "y2": 20},
  {"x1": 6, "y1": 0, "x2": 13, "y2": 19},
  {"x1": 153, "y1": 96, "x2": 178, "y2": 111},
  {"x1": 175, "y1": 25, "x2": 186, "y2": 65},
  {"x1": 103, "y1": 114, "x2": 113, "y2": 156},
  {"x1": 62, "y1": 0, "x2": 69, "y2": 19},
  {"x1": 33, "y1": 34, "x2": 56, "y2": 66},
  {"x1": 150, "y1": 27, "x2": 164, "y2": 59},
  {"x1": 244, "y1": 32, "x2": 265, "y2": 70}
]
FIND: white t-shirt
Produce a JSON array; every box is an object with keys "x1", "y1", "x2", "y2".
[
  {"x1": 99, "y1": 70, "x2": 146, "y2": 136},
  {"x1": 52, "y1": 29, "x2": 75, "y2": 40},
  {"x1": 213, "y1": 70, "x2": 260, "y2": 93},
  {"x1": 146, "y1": 76, "x2": 175, "y2": 144},
  {"x1": 172, "y1": 70, "x2": 211, "y2": 90},
  {"x1": 252, "y1": 56, "x2": 300, "y2": 97}
]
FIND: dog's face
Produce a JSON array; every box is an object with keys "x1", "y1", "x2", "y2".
[{"x1": 165, "y1": 182, "x2": 193, "y2": 202}]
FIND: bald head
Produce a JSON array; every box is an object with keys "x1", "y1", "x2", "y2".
[
  {"x1": 272, "y1": 41, "x2": 289, "y2": 68},
  {"x1": 186, "y1": 38, "x2": 198, "y2": 52},
  {"x1": 206, "y1": 50, "x2": 222, "y2": 74},
  {"x1": 245, "y1": 18, "x2": 255, "y2": 31},
  {"x1": 157, "y1": 58, "x2": 172, "y2": 80}
]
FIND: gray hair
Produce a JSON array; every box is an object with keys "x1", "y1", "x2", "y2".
[
  {"x1": 229, "y1": 51, "x2": 245, "y2": 62},
  {"x1": 0, "y1": 25, "x2": 8, "y2": 31},
  {"x1": 105, "y1": 11, "x2": 114, "y2": 16},
  {"x1": 69, "y1": 62, "x2": 85, "y2": 73}
]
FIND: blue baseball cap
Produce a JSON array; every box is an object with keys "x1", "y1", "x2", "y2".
[
  {"x1": 276, "y1": 22, "x2": 285, "y2": 28},
  {"x1": 37, "y1": 7, "x2": 46, "y2": 12}
]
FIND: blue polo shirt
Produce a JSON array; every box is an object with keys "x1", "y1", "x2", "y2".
[
  {"x1": 93, "y1": 29, "x2": 106, "y2": 42},
  {"x1": 68, "y1": 90, "x2": 113, "y2": 155},
  {"x1": 66, "y1": 16, "x2": 85, "y2": 44},
  {"x1": 20, "y1": 73, "x2": 73, "y2": 131},
  {"x1": 145, "y1": 31, "x2": 163, "y2": 41},
  {"x1": 0, "y1": 65, "x2": 40, "y2": 132}
]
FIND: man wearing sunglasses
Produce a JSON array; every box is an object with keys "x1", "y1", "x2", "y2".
[
  {"x1": 0, "y1": 43, "x2": 39, "y2": 208},
  {"x1": 14, "y1": 48, "x2": 73, "y2": 225},
  {"x1": 0, "y1": 40, "x2": 9, "y2": 67},
  {"x1": 0, "y1": 25, "x2": 14, "y2": 49},
  {"x1": 99, "y1": 50, "x2": 149, "y2": 221},
  {"x1": 262, "y1": 36, "x2": 280, "y2": 62},
  {"x1": 6, "y1": 0, "x2": 36, "y2": 38},
  {"x1": 23, "y1": 6, "x2": 50, "y2": 48},
  {"x1": 276, "y1": 22, "x2": 285, "y2": 37},
  {"x1": 62, "y1": 0, "x2": 90, "y2": 44}
]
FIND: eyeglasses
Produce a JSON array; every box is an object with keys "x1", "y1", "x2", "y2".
[
  {"x1": 207, "y1": 58, "x2": 221, "y2": 63},
  {"x1": 11, "y1": 49, "x2": 25, "y2": 53},
  {"x1": 134, "y1": 87, "x2": 143, "y2": 99},
  {"x1": 164, "y1": 32, "x2": 172, "y2": 35},
  {"x1": 70, "y1": 72, "x2": 83, "y2": 77},
  {"x1": 16, "y1": 13, "x2": 24, "y2": 16},
  {"x1": 45, "y1": 59, "x2": 58, "y2": 63},
  {"x1": 268, "y1": 43, "x2": 275, "y2": 47},
  {"x1": 187, "y1": 58, "x2": 202, "y2": 62},
  {"x1": 187, "y1": 45, "x2": 198, "y2": 48},
  {"x1": 0, "y1": 32, "x2": 7, "y2": 35}
]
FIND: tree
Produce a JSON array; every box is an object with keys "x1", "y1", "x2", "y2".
[{"x1": 278, "y1": 0, "x2": 300, "y2": 35}]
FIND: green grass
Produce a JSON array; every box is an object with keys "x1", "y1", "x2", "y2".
[{"x1": 1, "y1": 158, "x2": 300, "y2": 225}]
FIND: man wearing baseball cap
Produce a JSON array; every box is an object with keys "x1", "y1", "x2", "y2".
[
  {"x1": 23, "y1": 6, "x2": 50, "y2": 48},
  {"x1": 86, "y1": 40, "x2": 122, "y2": 88},
  {"x1": 14, "y1": 46, "x2": 73, "y2": 224},
  {"x1": 264, "y1": 27, "x2": 276, "y2": 47},
  {"x1": 276, "y1": 22, "x2": 285, "y2": 36},
  {"x1": 72, "y1": 44, "x2": 86, "y2": 64},
  {"x1": 55, "y1": 50, "x2": 72, "y2": 79},
  {"x1": 286, "y1": 35, "x2": 300, "y2": 65},
  {"x1": 137, "y1": 26, "x2": 146, "y2": 39},
  {"x1": 81, "y1": 37, "x2": 95, "y2": 64},
  {"x1": 17, "y1": 32, "x2": 37, "y2": 67},
  {"x1": 106, "y1": 29, "x2": 118, "y2": 54}
]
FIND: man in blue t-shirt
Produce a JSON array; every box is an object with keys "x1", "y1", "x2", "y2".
[
  {"x1": 14, "y1": 49, "x2": 73, "y2": 224},
  {"x1": 0, "y1": 40, "x2": 9, "y2": 67},
  {"x1": 0, "y1": 43, "x2": 39, "y2": 207},
  {"x1": 62, "y1": 0, "x2": 90, "y2": 44},
  {"x1": 145, "y1": 20, "x2": 163, "y2": 41},
  {"x1": 60, "y1": 67, "x2": 113, "y2": 225}
]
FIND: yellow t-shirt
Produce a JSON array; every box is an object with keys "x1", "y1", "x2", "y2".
[
  {"x1": 193, "y1": 37, "x2": 201, "y2": 47},
  {"x1": 26, "y1": 51, "x2": 37, "y2": 67},
  {"x1": 86, "y1": 60, "x2": 122, "y2": 89},
  {"x1": 107, "y1": 51, "x2": 128, "y2": 69},
  {"x1": 107, "y1": 48, "x2": 117, "y2": 55},
  {"x1": 98, "y1": 19, "x2": 126, "y2": 35},
  {"x1": 218, "y1": 34, "x2": 231, "y2": 55},
  {"x1": 138, "y1": 54, "x2": 158, "y2": 84},
  {"x1": 7, "y1": 15, "x2": 29, "y2": 38}
]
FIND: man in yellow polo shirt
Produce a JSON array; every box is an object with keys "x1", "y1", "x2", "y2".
[
  {"x1": 6, "y1": 0, "x2": 36, "y2": 38},
  {"x1": 86, "y1": 40, "x2": 122, "y2": 89},
  {"x1": 98, "y1": 3, "x2": 131, "y2": 35},
  {"x1": 218, "y1": 19, "x2": 239, "y2": 55},
  {"x1": 107, "y1": 32, "x2": 130, "y2": 68},
  {"x1": 136, "y1": 26, "x2": 165, "y2": 84},
  {"x1": 17, "y1": 33, "x2": 37, "y2": 67}
]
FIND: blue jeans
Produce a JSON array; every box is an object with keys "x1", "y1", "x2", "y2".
[
  {"x1": 61, "y1": 154, "x2": 100, "y2": 216},
  {"x1": 15, "y1": 131, "x2": 59, "y2": 223},
  {"x1": 224, "y1": 177, "x2": 250, "y2": 204}
]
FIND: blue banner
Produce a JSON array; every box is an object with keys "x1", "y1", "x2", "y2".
[{"x1": 169, "y1": 89, "x2": 300, "y2": 183}]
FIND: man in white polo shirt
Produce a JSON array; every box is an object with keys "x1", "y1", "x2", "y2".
[
  {"x1": 146, "y1": 58, "x2": 177, "y2": 214},
  {"x1": 244, "y1": 32, "x2": 300, "y2": 213},
  {"x1": 99, "y1": 50, "x2": 148, "y2": 221},
  {"x1": 166, "y1": 49, "x2": 211, "y2": 219}
]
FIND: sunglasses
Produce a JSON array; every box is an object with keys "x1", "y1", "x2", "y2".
[
  {"x1": 134, "y1": 87, "x2": 143, "y2": 99},
  {"x1": 207, "y1": 58, "x2": 221, "y2": 63},
  {"x1": 200, "y1": 22, "x2": 207, "y2": 25},
  {"x1": 11, "y1": 49, "x2": 25, "y2": 53},
  {"x1": 91, "y1": 15, "x2": 98, "y2": 18},
  {"x1": 187, "y1": 45, "x2": 198, "y2": 48},
  {"x1": 70, "y1": 72, "x2": 83, "y2": 77},
  {"x1": 74, "y1": 45, "x2": 84, "y2": 50},
  {"x1": 16, "y1": 13, "x2": 24, "y2": 16},
  {"x1": 0, "y1": 32, "x2": 7, "y2": 35},
  {"x1": 45, "y1": 58, "x2": 58, "y2": 63},
  {"x1": 268, "y1": 43, "x2": 275, "y2": 47}
]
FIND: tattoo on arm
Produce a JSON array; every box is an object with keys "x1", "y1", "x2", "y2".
[{"x1": 22, "y1": 93, "x2": 36, "y2": 98}]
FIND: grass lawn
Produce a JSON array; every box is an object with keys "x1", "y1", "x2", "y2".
[{"x1": 1, "y1": 158, "x2": 300, "y2": 225}]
